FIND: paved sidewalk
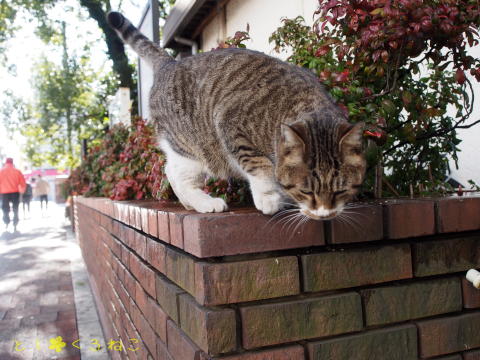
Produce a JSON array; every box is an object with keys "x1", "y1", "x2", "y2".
[{"x1": 0, "y1": 202, "x2": 106, "y2": 360}]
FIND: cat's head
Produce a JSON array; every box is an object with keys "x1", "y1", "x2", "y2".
[{"x1": 275, "y1": 113, "x2": 366, "y2": 220}]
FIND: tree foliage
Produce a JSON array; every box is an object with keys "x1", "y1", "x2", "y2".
[
  {"x1": 270, "y1": 0, "x2": 480, "y2": 196},
  {"x1": 1, "y1": 1, "x2": 176, "y2": 169},
  {"x1": 25, "y1": 56, "x2": 110, "y2": 169}
]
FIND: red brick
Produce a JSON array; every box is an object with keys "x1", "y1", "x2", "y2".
[
  {"x1": 137, "y1": 201, "x2": 175, "y2": 242},
  {"x1": 104, "y1": 198, "x2": 114, "y2": 217},
  {"x1": 240, "y1": 292, "x2": 362, "y2": 349},
  {"x1": 218, "y1": 345, "x2": 305, "y2": 360},
  {"x1": 128, "y1": 203, "x2": 137, "y2": 228},
  {"x1": 182, "y1": 209, "x2": 324, "y2": 257},
  {"x1": 416, "y1": 312, "x2": 480, "y2": 358},
  {"x1": 117, "y1": 282, "x2": 131, "y2": 313},
  {"x1": 179, "y1": 293, "x2": 236, "y2": 355},
  {"x1": 361, "y1": 277, "x2": 462, "y2": 326},
  {"x1": 146, "y1": 238, "x2": 166, "y2": 274},
  {"x1": 123, "y1": 270, "x2": 137, "y2": 299},
  {"x1": 194, "y1": 257, "x2": 300, "y2": 306},
  {"x1": 383, "y1": 199, "x2": 435, "y2": 239},
  {"x1": 156, "y1": 274, "x2": 185, "y2": 323},
  {"x1": 157, "y1": 337, "x2": 174, "y2": 360},
  {"x1": 142, "y1": 263, "x2": 156, "y2": 298},
  {"x1": 413, "y1": 236, "x2": 480, "y2": 276},
  {"x1": 167, "y1": 320, "x2": 201, "y2": 360},
  {"x1": 134, "y1": 205, "x2": 142, "y2": 231},
  {"x1": 117, "y1": 262, "x2": 126, "y2": 284},
  {"x1": 117, "y1": 202, "x2": 130, "y2": 225},
  {"x1": 135, "y1": 282, "x2": 148, "y2": 316},
  {"x1": 302, "y1": 244, "x2": 412, "y2": 291},
  {"x1": 133, "y1": 232, "x2": 147, "y2": 260},
  {"x1": 110, "y1": 236, "x2": 122, "y2": 260},
  {"x1": 112, "y1": 219, "x2": 121, "y2": 239},
  {"x1": 148, "y1": 297, "x2": 167, "y2": 342},
  {"x1": 141, "y1": 207, "x2": 150, "y2": 235},
  {"x1": 124, "y1": 225, "x2": 136, "y2": 249},
  {"x1": 119, "y1": 242, "x2": 129, "y2": 266},
  {"x1": 157, "y1": 209, "x2": 171, "y2": 243},
  {"x1": 169, "y1": 210, "x2": 191, "y2": 249},
  {"x1": 462, "y1": 278, "x2": 480, "y2": 308},
  {"x1": 307, "y1": 324, "x2": 417, "y2": 360},
  {"x1": 436, "y1": 196, "x2": 480, "y2": 233},
  {"x1": 464, "y1": 349, "x2": 480, "y2": 360},
  {"x1": 130, "y1": 252, "x2": 145, "y2": 283},
  {"x1": 434, "y1": 355, "x2": 462, "y2": 360},
  {"x1": 131, "y1": 302, "x2": 157, "y2": 356},
  {"x1": 165, "y1": 247, "x2": 196, "y2": 294},
  {"x1": 327, "y1": 203, "x2": 383, "y2": 244}
]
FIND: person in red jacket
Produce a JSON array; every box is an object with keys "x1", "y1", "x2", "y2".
[{"x1": 0, "y1": 158, "x2": 26, "y2": 232}]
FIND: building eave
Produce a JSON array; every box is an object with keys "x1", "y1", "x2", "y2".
[{"x1": 163, "y1": 0, "x2": 224, "y2": 49}]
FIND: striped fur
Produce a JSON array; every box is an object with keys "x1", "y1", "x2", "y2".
[
  {"x1": 107, "y1": 12, "x2": 173, "y2": 67},
  {"x1": 107, "y1": 12, "x2": 366, "y2": 218}
]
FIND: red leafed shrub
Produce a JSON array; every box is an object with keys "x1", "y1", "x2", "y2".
[
  {"x1": 270, "y1": 0, "x2": 480, "y2": 196},
  {"x1": 215, "y1": 24, "x2": 251, "y2": 49},
  {"x1": 66, "y1": 118, "x2": 170, "y2": 201},
  {"x1": 66, "y1": 118, "x2": 250, "y2": 204}
]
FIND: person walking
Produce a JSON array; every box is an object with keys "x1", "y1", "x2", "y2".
[
  {"x1": 0, "y1": 158, "x2": 26, "y2": 232},
  {"x1": 22, "y1": 179, "x2": 33, "y2": 216},
  {"x1": 35, "y1": 174, "x2": 50, "y2": 210}
]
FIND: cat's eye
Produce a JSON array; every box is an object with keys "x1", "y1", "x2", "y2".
[
  {"x1": 333, "y1": 190, "x2": 347, "y2": 196},
  {"x1": 300, "y1": 190, "x2": 314, "y2": 195},
  {"x1": 281, "y1": 183, "x2": 295, "y2": 190}
]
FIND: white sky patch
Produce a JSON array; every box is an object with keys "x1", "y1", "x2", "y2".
[{"x1": 0, "y1": 0, "x2": 143, "y2": 166}]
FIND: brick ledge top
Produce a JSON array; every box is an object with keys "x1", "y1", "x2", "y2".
[{"x1": 74, "y1": 195, "x2": 480, "y2": 258}]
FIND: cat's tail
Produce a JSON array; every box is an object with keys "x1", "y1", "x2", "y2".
[{"x1": 107, "y1": 12, "x2": 173, "y2": 67}]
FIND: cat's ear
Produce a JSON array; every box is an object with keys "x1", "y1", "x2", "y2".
[
  {"x1": 280, "y1": 123, "x2": 307, "y2": 150},
  {"x1": 339, "y1": 122, "x2": 365, "y2": 167},
  {"x1": 338, "y1": 122, "x2": 364, "y2": 149},
  {"x1": 279, "y1": 123, "x2": 307, "y2": 164}
]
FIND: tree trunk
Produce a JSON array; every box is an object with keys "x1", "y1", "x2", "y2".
[
  {"x1": 374, "y1": 160, "x2": 383, "y2": 199},
  {"x1": 79, "y1": 0, "x2": 136, "y2": 91}
]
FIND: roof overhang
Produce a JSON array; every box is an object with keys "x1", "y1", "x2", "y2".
[{"x1": 163, "y1": 0, "x2": 225, "y2": 49}]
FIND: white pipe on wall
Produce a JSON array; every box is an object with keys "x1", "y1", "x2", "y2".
[{"x1": 174, "y1": 36, "x2": 198, "y2": 55}]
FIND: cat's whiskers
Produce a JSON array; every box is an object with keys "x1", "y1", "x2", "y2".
[
  {"x1": 281, "y1": 212, "x2": 303, "y2": 233},
  {"x1": 292, "y1": 213, "x2": 310, "y2": 236},
  {"x1": 341, "y1": 209, "x2": 369, "y2": 221},
  {"x1": 286, "y1": 213, "x2": 305, "y2": 239},
  {"x1": 335, "y1": 212, "x2": 365, "y2": 237},
  {"x1": 263, "y1": 208, "x2": 299, "y2": 229},
  {"x1": 344, "y1": 203, "x2": 376, "y2": 210}
]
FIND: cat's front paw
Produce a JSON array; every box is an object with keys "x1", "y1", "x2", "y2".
[
  {"x1": 253, "y1": 192, "x2": 283, "y2": 215},
  {"x1": 191, "y1": 196, "x2": 228, "y2": 213}
]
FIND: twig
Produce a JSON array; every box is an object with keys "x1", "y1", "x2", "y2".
[{"x1": 382, "y1": 177, "x2": 400, "y2": 197}]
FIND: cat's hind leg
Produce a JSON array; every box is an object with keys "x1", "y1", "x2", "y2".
[{"x1": 160, "y1": 140, "x2": 228, "y2": 213}]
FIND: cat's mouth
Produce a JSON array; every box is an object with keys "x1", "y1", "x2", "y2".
[{"x1": 301, "y1": 209, "x2": 339, "y2": 220}]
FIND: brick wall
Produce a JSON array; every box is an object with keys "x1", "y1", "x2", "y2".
[{"x1": 74, "y1": 196, "x2": 480, "y2": 360}]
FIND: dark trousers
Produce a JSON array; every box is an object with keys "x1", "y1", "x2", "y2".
[
  {"x1": 2, "y1": 192, "x2": 20, "y2": 226},
  {"x1": 22, "y1": 196, "x2": 32, "y2": 212},
  {"x1": 40, "y1": 194, "x2": 48, "y2": 209}
]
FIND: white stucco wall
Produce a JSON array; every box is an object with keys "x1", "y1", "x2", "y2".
[
  {"x1": 201, "y1": 0, "x2": 318, "y2": 57},
  {"x1": 138, "y1": 6, "x2": 158, "y2": 121},
  {"x1": 448, "y1": 44, "x2": 480, "y2": 186}
]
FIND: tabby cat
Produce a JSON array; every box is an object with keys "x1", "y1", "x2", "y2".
[{"x1": 107, "y1": 12, "x2": 366, "y2": 220}]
